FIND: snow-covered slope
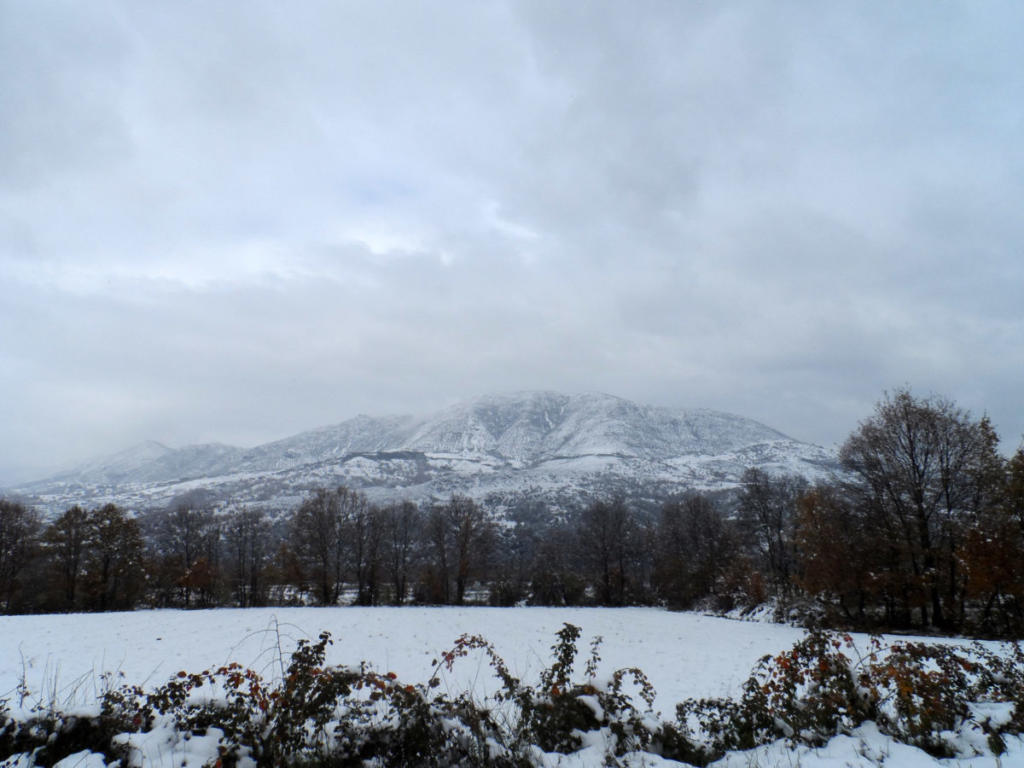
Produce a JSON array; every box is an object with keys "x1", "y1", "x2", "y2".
[
  {"x1": 49, "y1": 440, "x2": 175, "y2": 484},
  {"x1": 401, "y1": 392, "x2": 791, "y2": 462},
  {"x1": 8, "y1": 392, "x2": 837, "y2": 516}
]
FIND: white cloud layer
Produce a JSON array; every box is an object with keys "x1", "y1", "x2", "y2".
[{"x1": 2, "y1": 0, "x2": 1022, "y2": 481}]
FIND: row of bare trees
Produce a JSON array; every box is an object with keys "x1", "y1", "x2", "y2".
[
  {"x1": 800, "y1": 391, "x2": 1024, "y2": 634},
  {"x1": 284, "y1": 490, "x2": 497, "y2": 607},
  {"x1": 647, "y1": 390, "x2": 1024, "y2": 635},
  {"x1": 0, "y1": 502, "x2": 144, "y2": 613},
  {"x1": 0, "y1": 491, "x2": 498, "y2": 612},
  {"x1": 2, "y1": 388, "x2": 1022, "y2": 633}
]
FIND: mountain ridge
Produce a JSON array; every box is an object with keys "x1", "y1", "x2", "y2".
[{"x1": 8, "y1": 391, "x2": 837, "y2": 516}]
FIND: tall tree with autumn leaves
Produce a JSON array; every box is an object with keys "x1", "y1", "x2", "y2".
[{"x1": 796, "y1": 388, "x2": 1021, "y2": 632}]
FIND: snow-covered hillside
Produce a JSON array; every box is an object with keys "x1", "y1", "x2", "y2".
[{"x1": 7, "y1": 392, "x2": 837, "y2": 516}]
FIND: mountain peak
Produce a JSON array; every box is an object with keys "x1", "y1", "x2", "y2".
[{"x1": 13, "y1": 392, "x2": 834, "y2": 516}]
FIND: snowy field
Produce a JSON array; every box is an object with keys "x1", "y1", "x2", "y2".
[
  {"x1": 0, "y1": 607, "x2": 809, "y2": 715},
  {"x1": 2, "y1": 607, "x2": 1022, "y2": 767}
]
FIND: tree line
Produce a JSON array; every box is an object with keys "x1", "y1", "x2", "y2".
[{"x1": 1, "y1": 388, "x2": 1022, "y2": 635}]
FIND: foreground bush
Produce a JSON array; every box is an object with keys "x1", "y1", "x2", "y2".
[
  {"x1": 676, "y1": 630, "x2": 1024, "y2": 763},
  {"x1": 79, "y1": 623, "x2": 657, "y2": 767},
  {"x1": 4, "y1": 626, "x2": 1024, "y2": 766}
]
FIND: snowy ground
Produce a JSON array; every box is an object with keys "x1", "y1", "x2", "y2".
[
  {"x1": 1, "y1": 607, "x2": 1020, "y2": 767},
  {"x1": 0, "y1": 606, "x2": 810, "y2": 714}
]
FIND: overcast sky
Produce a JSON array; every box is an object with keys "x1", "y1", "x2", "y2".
[{"x1": 1, "y1": 1, "x2": 1022, "y2": 483}]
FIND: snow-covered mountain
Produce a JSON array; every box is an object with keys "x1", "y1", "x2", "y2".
[{"x1": 8, "y1": 392, "x2": 837, "y2": 516}]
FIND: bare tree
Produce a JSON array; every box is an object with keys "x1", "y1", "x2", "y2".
[
  {"x1": 528, "y1": 519, "x2": 586, "y2": 606},
  {"x1": 337, "y1": 487, "x2": 383, "y2": 606},
  {"x1": 654, "y1": 494, "x2": 736, "y2": 609},
  {"x1": 85, "y1": 504, "x2": 144, "y2": 611},
  {"x1": 839, "y1": 388, "x2": 995, "y2": 629},
  {"x1": 420, "y1": 495, "x2": 493, "y2": 605},
  {"x1": 0, "y1": 499, "x2": 41, "y2": 613},
  {"x1": 489, "y1": 503, "x2": 550, "y2": 606},
  {"x1": 382, "y1": 501, "x2": 421, "y2": 605},
  {"x1": 448, "y1": 495, "x2": 493, "y2": 605},
  {"x1": 43, "y1": 505, "x2": 91, "y2": 610},
  {"x1": 577, "y1": 497, "x2": 634, "y2": 606},
  {"x1": 160, "y1": 501, "x2": 220, "y2": 607},
  {"x1": 422, "y1": 504, "x2": 451, "y2": 604},
  {"x1": 736, "y1": 469, "x2": 806, "y2": 596},
  {"x1": 290, "y1": 488, "x2": 343, "y2": 605},
  {"x1": 224, "y1": 508, "x2": 273, "y2": 607}
]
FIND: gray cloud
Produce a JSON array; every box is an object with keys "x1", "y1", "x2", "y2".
[{"x1": 1, "y1": 0, "x2": 1022, "y2": 483}]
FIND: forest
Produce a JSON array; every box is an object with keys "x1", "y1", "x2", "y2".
[{"x1": 2, "y1": 389, "x2": 1023, "y2": 637}]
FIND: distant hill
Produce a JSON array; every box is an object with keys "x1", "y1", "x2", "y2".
[{"x1": 8, "y1": 391, "x2": 837, "y2": 516}]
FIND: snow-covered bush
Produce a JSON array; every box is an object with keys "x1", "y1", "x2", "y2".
[
  {"x1": 101, "y1": 630, "x2": 491, "y2": 766},
  {"x1": 675, "y1": 629, "x2": 871, "y2": 761},
  {"x1": 93, "y1": 623, "x2": 664, "y2": 766},
  {"x1": 675, "y1": 629, "x2": 1024, "y2": 763},
  {"x1": 865, "y1": 638, "x2": 1024, "y2": 756},
  {"x1": 6, "y1": 627, "x2": 1024, "y2": 766},
  {"x1": 0, "y1": 688, "x2": 132, "y2": 766}
]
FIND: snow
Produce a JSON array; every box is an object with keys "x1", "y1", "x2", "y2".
[
  {"x1": 9, "y1": 391, "x2": 837, "y2": 517},
  {"x1": 1, "y1": 607, "x2": 807, "y2": 714},
  {"x1": 54, "y1": 752, "x2": 113, "y2": 768},
  {"x1": 113, "y1": 725, "x2": 245, "y2": 768},
  {"x1": 2, "y1": 606, "x2": 1017, "y2": 766},
  {"x1": 710, "y1": 725, "x2": 1024, "y2": 768}
]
